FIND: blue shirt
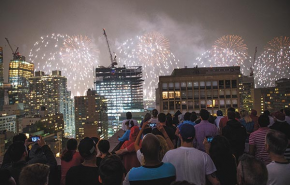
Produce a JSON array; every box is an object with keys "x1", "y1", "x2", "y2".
[
  {"x1": 118, "y1": 130, "x2": 130, "y2": 142},
  {"x1": 178, "y1": 120, "x2": 196, "y2": 130}
]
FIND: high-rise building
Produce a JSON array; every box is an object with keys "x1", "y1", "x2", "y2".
[
  {"x1": 239, "y1": 75, "x2": 255, "y2": 112},
  {"x1": 95, "y1": 66, "x2": 143, "y2": 136},
  {"x1": 156, "y1": 66, "x2": 241, "y2": 115},
  {"x1": 0, "y1": 47, "x2": 4, "y2": 111},
  {"x1": 8, "y1": 57, "x2": 34, "y2": 105},
  {"x1": 74, "y1": 89, "x2": 108, "y2": 140},
  {"x1": 254, "y1": 78, "x2": 290, "y2": 114},
  {"x1": 0, "y1": 115, "x2": 17, "y2": 133},
  {"x1": 25, "y1": 71, "x2": 74, "y2": 136}
]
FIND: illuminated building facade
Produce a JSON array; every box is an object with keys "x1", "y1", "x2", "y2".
[
  {"x1": 95, "y1": 66, "x2": 143, "y2": 136},
  {"x1": 0, "y1": 115, "x2": 17, "y2": 133},
  {"x1": 254, "y1": 78, "x2": 290, "y2": 114},
  {"x1": 8, "y1": 58, "x2": 34, "y2": 105},
  {"x1": 156, "y1": 66, "x2": 241, "y2": 115},
  {"x1": 26, "y1": 71, "x2": 74, "y2": 136},
  {"x1": 239, "y1": 75, "x2": 255, "y2": 112},
  {"x1": 74, "y1": 89, "x2": 108, "y2": 140}
]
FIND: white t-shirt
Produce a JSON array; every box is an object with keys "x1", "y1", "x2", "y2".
[
  {"x1": 162, "y1": 147, "x2": 216, "y2": 185},
  {"x1": 267, "y1": 161, "x2": 290, "y2": 185},
  {"x1": 122, "y1": 119, "x2": 138, "y2": 131},
  {"x1": 215, "y1": 116, "x2": 223, "y2": 128}
]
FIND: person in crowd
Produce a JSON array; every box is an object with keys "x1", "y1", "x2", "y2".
[
  {"x1": 122, "y1": 112, "x2": 138, "y2": 131},
  {"x1": 250, "y1": 109, "x2": 260, "y2": 131},
  {"x1": 19, "y1": 163, "x2": 50, "y2": 185},
  {"x1": 8, "y1": 137, "x2": 56, "y2": 185},
  {"x1": 235, "y1": 111, "x2": 241, "y2": 119},
  {"x1": 249, "y1": 114, "x2": 271, "y2": 165},
  {"x1": 140, "y1": 113, "x2": 151, "y2": 128},
  {"x1": 115, "y1": 126, "x2": 140, "y2": 173},
  {"x1": 175, "y1": 112, "x2": 195, "y2": 137},
  {"x1": 265, "y1": 130, "x2": 290, "y2": 185},
  {"x1": 28, "y1": 143, "x2": 47, "y2": 164},
  {"x1": 98, "y1": 155, "x2": 125, "y2": 185},
  {"x1": 190, "y1": 112, "x2": 197, "y2": 124},
  {"x1": 66, "y1": 137, "x2": 100, "y2": 185},
  {"x1": 214, "y1": 110, "x2": 223, "y2": 128},
  {"x1": 194, "y1": 109, "x2": 218, "y2": 152},
  {"x1": 173, "y1": 110, "x2": 182, "y2": 126},
  {"x1": 208, "y1": 115, "x2": 217, "y2": 125},
  {"x1": 237, "y1": 154, "x2": 268, "y2": 185},
  {"x1": 178, "y1": 114, "x2": 184, "y2": 125},
  {"x1": 219, "y1": 107, "x2": 236, "y2": 133},
  {"x1": 96, "y1": 140, "x2": 111, "y2": 167},
  {"x1": 170, "y1": 181, "x2": 195, "y2": 185},
  {"x1": 0, "y1": 169, "x2": 16, "y2": 185},
  {"x1": 264, "y1": 110, "x2": 275, "y2": 127},
  {"x1": 240, "y1": 110, "x2": 254, "y2": 142},
  {"x1": 118, "y1": 120, "x2": 134, "y2": 142},
  {"x1": 61, "y1": 139, "x2": 83, "y2": 185},
  {"x1": 284, "y1": 108, "x2": 290, "y2": 125},
  {"x1": 152, "y1": 113, "x2": 175, "y2": 141},
  {"x1": 269, "y1": 111, "x2": 290, "y2": 160},
  {"x1": 222, "y1": 111, "x2": 246, "y2": 161},
  {"x1": 124, "y1": 133, "x2": 176, "y2": 185},
  {"x1": 149, "y1": 109, "x2": 159, "y2": 125},
  {"x1": 1, "y1": 133, "x2": 28, "y2": 169},
  {"x1": 166, "y1": 113, "x2": 176, "y2": 131},
  {"x1": 163, "y1": 124, "x2": 220, "y2": 185},
  {"x1": 203, "y1": 135, "x2": 237, "y2": 185}
]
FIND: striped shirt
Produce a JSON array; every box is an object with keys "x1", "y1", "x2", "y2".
[{"x1": 249, "y1": 127, "x2": 271, "y2": 165}]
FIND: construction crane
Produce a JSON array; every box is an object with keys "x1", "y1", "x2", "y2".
[
  {"x1": 103, "y1": 29, "x2": 117, "y2": 68},
  {"x1": 250, "y1": 47, "x2": 257, "y2": 76},
  {"x1": 5, "y1": 38, "x2": 19, "y2": 60}
]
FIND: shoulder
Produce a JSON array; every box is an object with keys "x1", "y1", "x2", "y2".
[{"x1": 67, "y1": 165, "x2": 82, "y2": 175}]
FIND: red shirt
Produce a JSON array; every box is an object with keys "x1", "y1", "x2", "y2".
[{"x1": 61, "y1": 151, "x2": 83, "y2": 185}]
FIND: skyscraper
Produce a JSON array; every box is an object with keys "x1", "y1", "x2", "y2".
[
  {"x1": 74, "y1": 89, "x2": 108, "y2": 140},
  {"x1": 8, "y1": 56, "x2": 34, "y2": 105},
  {"x1": 26, "y1": 70, "x2": 74, "y2": 136},
  {"x1": 95, "y1": 66, "x2": 143, "y2": 136},
  {"x1": 0, "y1": 47, "x2": 4, "y2": 111}
]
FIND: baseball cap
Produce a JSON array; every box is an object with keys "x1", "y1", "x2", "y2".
[
  {"x1": 179, "y1": 124, "x2": 195, "y2": 140},
  {"x1": 274, "y1": 111, "x2": 285, "y2": 122},
  {"x1": 217, "y1": 110, "x2": 223, "y2": 116},
  {"x1": 78, "y1": 137, "x2": 96, "y2": 158}
]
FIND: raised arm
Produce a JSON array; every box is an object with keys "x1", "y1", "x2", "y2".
[
  {"x1": 134, "y1": 121, "x2": 149, "y2": 151},
  {"x1": 157, "y1": 125, "x2": 174, "y2": 150}
]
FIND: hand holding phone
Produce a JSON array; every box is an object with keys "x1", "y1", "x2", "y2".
[
  {"x1": 206, "y1": 136, "x2": 214, "y2": 143},
  {"x1": 31, "y1": 136, "x2": 40, "y2": 142}
]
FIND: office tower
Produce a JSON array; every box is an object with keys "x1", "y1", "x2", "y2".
[
  {"x1": 26, "y1": 70, "x2": 74, "y2": 136},
  {"x1": 8, "y1": 56, "x2": 34, "y2": 105},
  {"x1": 0, "y1": 47, "x2": 3, "y2": 111},
  {"x1": 74, "y1": 89, "x2": 108, "y2": 140},
  {"x1": 156, "y1": 66, "x2": 241, "y2": 115},
  {"x1": 95, "y1": 66, "x2": 144, "y2": 136},
  {"x1": 239, "y1": 75, "x2": 255, "y2": 112}
]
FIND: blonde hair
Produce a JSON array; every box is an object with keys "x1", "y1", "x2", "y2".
[{"x1": 240, "y1": 110, "x2": 252, "y2": 123}]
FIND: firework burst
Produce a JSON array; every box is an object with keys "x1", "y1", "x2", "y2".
[
  {"x1": 118, "y1": 32, "x2": 180, "y2": 100},
  {"x1": 264, "y1": 36, "x2": 290, "y2": 53},
  {"x1": 29, "y1": 34, "x2": 99, "y2": 96}
]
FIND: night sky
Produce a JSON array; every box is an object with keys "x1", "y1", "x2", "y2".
[{"x1": 1, "y1": 0, "x2": 290, "y2": 82}]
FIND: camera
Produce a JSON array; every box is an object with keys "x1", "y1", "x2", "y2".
[
  {"x1": 31, "y1": 136, "x2": 40, "y2": 142},
  {"x1": 206, "y1": 136, "x2": 214, "y2": 143},
  {"x1": 149, "y1": 123, "x2": 157, "y2": 128}
]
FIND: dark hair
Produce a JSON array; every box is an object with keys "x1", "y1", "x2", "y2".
[
  {"x1": 184, "y1": 112, "x2": 191, "y2": 121},
  {"x1": 126, "y1": 112, "x2": 132, "y2": 119},
  {"x1": 264, "y1": 110, "x2": 270, "y2": 116},
  {"x1": 8, "y1": 141, "x2": 26, "y2": 162},
  {"x1": 125, "y1": 120, "x2": 134, "y2": 128},
  {"x1": 143, "y1": 127, "x2": 152, "y2": 135},
  {"x1": 170, "y1": 181, "x2": 195, "y2": 185},
  {"x1": 143, "y1": 113, "x2": 151, "y2": 122},
  {"x1": 158, "y1": 113, "x2": 166, "y2": 123},
  {"x1": 152, "y1": 109, "x2": 158, "y2": 117},
  {"x1": 99, "y1": 155, "x2": 125, "y2": 185},
  {"x1": 238, "y1": 154, "x2": 268, "y2": 185},
  {"x1": 258, "y1": 114, "x2": 270, "y2": 127},
  {"x1": 190, "y1": 112, "x2": 197, "y2": 122},
  {"x1": 235, "y1": 112, "x2": 241, "y2": 119},
  {"x1": 200, "y1": 109, "x2": 209, "y2": 120},
  {"x1": 284, "y1": 108, "x2": 290, "y2": 116},
  {"x1": 166, "y1": 113, "x2": 173, "y2": 127},
  {"x1": 13, "y1": 133, "x2": 27, "y2": 143},
  {"x1": 266, "y1": 130, "x2": 288, "y2": 155},
  {"x1": 227, "y1": 111, "x2": 236, "y2": 120},
  {"x1": 141, "y1": 134, "x2": 160, "y2": 161},
  {"x1": 0, "y1": 169, "x2": 13, "y2": 185},
  {"x1": 227, "y1": 107, "x2": 235, "y2": 113},
  {"x1": 208, "y1": 115, "x2": 216, "y2": 124},
  {"x1": 61, "y1": 139, "x2": 78, "y2": 162},
  {"x1": 98, "y1": 140, "x2": 110, "y2": 154},
  {"x1": 19, "y1": 163, "x2": 50, "y2": 185}
]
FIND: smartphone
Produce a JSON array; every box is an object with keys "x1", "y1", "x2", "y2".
[
  {"x1": 149, "y1": 123, "x2": 157, "y2": 128},
  {"x1": 31, "y1": 136, "x2": 40, "y2": 142},
  {"x1": 206, "y1": 136, "x2": 214, "y2": 143}
]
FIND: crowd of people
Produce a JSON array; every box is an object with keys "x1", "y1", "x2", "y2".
[{"x1": 1, "y1": 108, "x2": 290, "y2": 185}]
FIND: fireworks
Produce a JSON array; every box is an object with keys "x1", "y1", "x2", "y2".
[
  {"x1": 29, "y1": 34, "x2": 99, "y2": 96},
  {"x1": 118, "y1": 32, "x2": 180, "y2": 100},
  {"x1": 195, "y1": 35, "x2": 251, "y2": 75},
  {"x1": 255, "y1": 38, "x2": 290, "y2": 87}
]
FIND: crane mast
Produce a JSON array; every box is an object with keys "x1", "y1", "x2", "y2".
[
  {"x1": 250, "y1": 47, "x2": 257, "y2": 76},
  {"x1": 103, "y1": 29, "x2": 117, "y2": 68},
  {"x1": 5, "y1": 38, "x2": 19, "y2": 60}
]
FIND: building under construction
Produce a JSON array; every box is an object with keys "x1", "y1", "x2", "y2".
[{"x1": 95, "y1": 66, "x2": 143, "y2": 135}]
